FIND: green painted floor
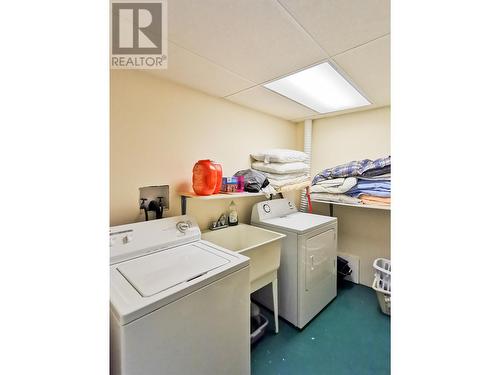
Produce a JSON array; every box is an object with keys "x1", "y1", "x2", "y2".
[{"x1": 251, "y1": 283, "x2": 390, "y2": 375}]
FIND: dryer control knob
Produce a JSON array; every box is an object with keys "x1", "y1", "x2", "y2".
[
  {"x1": 123, "y1": 234, "x2": 133, "y2": 244},
  {"x1": 263, "y1": 204, "x2": 271, "y2": 213}
]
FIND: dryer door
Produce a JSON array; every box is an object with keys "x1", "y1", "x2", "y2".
[
  {"x1": 298, "y1": 227, "x2": 337, "y2": 328},
  {"x1": 306, "y1": 229, "x2": 335, "y2": 291}
]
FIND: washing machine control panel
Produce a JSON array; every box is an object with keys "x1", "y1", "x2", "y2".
[
  {"x1": 109, "y1": 215, "x2": 201, "y2": 265},
  {"x1": 252, "y1": 198, "x2": 297, "y2": 221}
]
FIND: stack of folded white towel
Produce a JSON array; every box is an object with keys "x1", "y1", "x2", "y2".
[{"x1": 250, "y1": 149, "x2": 310, "y2": 192}]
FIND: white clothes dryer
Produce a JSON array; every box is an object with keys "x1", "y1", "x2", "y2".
[
  {"x1": 110, "y1": 216, "x2": 250, "y2": 375},
  {"x1": 251, "y1": 199, "x2": 337, "y2": 329}
]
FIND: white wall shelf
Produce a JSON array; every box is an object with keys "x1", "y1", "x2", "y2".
[
  {"x1": 311, "y1": 198, "x2": 390, "y2": 216},
  {"x1": 179, "y1": 191, "x2": 265, "y2": 214}
]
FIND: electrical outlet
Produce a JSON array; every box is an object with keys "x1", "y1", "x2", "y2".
[{"x1": 338, "y1": 252, "x2": 360, "y2": 284}]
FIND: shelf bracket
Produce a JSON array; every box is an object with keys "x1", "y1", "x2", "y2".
[{"x1": 181, "y1": 196, "x2": 187, "y2": 215}]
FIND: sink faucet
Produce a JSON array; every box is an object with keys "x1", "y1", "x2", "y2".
[{"x1": 210, "y1": 213, "x2": 228, "y2": 230}]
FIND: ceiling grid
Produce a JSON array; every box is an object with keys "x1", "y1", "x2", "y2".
[{"x1": 145, "y1": 0, "x2": 390, "y2": 121}]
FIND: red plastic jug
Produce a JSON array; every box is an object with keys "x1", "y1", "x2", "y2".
[{"x1": 192, "y1": 160, "x2": 218, "y2": 196}]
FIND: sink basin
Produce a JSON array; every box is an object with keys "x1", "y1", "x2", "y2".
[{"x1": 202, "y1": 224, "x2": 285, "y2": 290}]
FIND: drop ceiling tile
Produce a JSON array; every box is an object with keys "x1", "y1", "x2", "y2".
[
  {"x1": 332, "y1": 35, "x2": 390, "y2": 106},
  {"x1": 226, "y1": 86, "x2": 317, "y2": 120},
  {"x1": 279, "y1": 0, "x2": 390, "y2": 56},
  {"x1": 146, "y1": 42, "x2": 255, "y2": 97},
  {"x1": 168, "y1": 0, "x2": 328, "y2": 83}
]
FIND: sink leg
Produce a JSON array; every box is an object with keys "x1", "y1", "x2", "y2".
[{"x1": 272, "y1": 277, "x2": 279, "y2": 334}]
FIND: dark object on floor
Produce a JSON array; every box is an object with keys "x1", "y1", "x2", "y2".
[
  {"x1": 337, "y1": 256, "x2": 352, "y2": 282},
  {"x1": 251, "y1": 314, "x2": 269, "y2": 345}
]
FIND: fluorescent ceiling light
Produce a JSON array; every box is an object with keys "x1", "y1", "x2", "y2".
[{"x1": 264, "y1": 62, "x2": 370, "y2": 113}]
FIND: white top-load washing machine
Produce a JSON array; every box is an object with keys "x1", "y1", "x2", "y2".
[
  {"x1": 251, "y1": 199, "x2": 337, "y2": 329},
  {"x1": 110, "y1": 215, "x2": 250, "y2": 375}
]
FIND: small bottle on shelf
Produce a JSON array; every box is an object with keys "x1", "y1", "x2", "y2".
[{"x1": 228, "y1": 201, "x2": 238, "y2": 226}]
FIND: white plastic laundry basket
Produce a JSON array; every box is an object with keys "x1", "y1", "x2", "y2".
[{"x1": 372, "y1": 258, "x2": 391, "y2": 315}]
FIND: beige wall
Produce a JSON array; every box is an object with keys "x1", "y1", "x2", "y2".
[
  {"x1": 110, "y1": 70, "x2": 298, "y2": 229},
  {"x1": 309, "y1": 107, "x2": 391, "y2": 286}
]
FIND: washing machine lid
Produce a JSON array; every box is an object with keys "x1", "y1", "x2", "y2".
[
  {"x1": 116, "y1": 243, "x2": 230, "y2": 297},
  {"x1": 259, "y1": 212, "x2": 334, "y2": 234}
]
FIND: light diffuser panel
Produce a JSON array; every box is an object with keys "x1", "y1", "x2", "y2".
[{"x1": 264, "y1": 62, "x2": 370, "y2": 113}]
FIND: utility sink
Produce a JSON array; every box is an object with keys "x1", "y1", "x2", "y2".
[
  {"x1": 202, "y1": 224, "x2": 285, "y2": 333},
  {"x1": 202, "y1": 224, "x2": 285, "y2": 290}
]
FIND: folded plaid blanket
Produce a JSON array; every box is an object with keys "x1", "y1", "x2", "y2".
[
  {"x1": 360, "y1": 164, "x2": 391, "y2": 177},
  {"x1": 312, "y1": 155, "x2": 391, "y2": 185}
]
